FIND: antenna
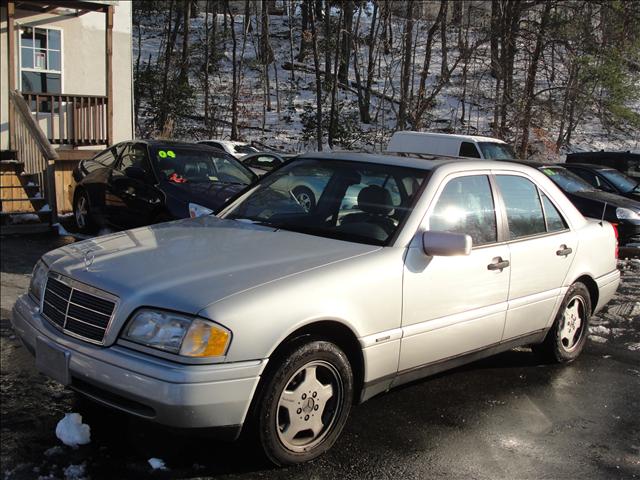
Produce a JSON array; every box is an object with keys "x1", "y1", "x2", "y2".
[{"x1": 600, "y1": 201, "x2": 607, "y2": 225}]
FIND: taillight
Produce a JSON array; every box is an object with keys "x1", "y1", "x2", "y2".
[{"x1": 611, "y1": 223, "x2": 619, "y2": 259}]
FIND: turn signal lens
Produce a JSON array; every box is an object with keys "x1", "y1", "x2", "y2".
[{"x1": 180, "y1": 319, "x2": 231, "y2": 357}]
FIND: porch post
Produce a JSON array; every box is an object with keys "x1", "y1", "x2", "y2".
[
  {"x1": 7, "y1": 0, "x2": 16, "y2": 149},
  {"x1": 106, "y1": 5, "x2": 113, "y2": 146}
]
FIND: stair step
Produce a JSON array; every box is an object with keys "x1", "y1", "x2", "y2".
[
  {"x1": 0, "y1": 210, "x2": 51, "y2": 216},
  {"x1": 0, "y1": 185, "x2": 42, "y2": 189}
]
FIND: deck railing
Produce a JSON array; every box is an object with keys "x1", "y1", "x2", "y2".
[{"x1": 22, "y1": 92, "x2": 109, "y2": 146}]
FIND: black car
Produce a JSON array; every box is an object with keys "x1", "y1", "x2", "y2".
[
  {"x1": 71, "y1": 140, "x2": 257, "y2": 232},
  {"x1": 514, "y1": 161, "x2": 640, "y2": 247},
  {"x1": 240, "y1": 152, "x2": 299, "y2": 176},
  {"x1": 562, "y1": 163, "x2": 640, "y2": 201},
  {"x1": 566, "y1": 151, "x2": 640, "y2": 180}
]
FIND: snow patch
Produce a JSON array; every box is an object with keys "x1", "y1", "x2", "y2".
[
  {"x1": 8, "y1": 213, "x2": 40, "y2": 224},
  {"x1": 63, "y1": 463, "x2": 86, "y2": 480},
  {"x1": 55, "y1": 413, "x2": 91, "y2": 448},
  {"x1": 589, "y1": 335, "x2": 608, "y2": 343},
  {"x1": 148, "y1": 458, "x2": 168, "y2": 471},
  {"x1": 54, "y1": 223, "x2": 72, "y2": 236},
  {"x1": 589, "y1": 325, "x2": 610, "y2": 336},
  {"x1": 627, "y1": 343, "x2": 640, "y2": 351}
]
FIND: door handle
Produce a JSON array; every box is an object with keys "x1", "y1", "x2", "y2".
[
  {"x1": 556, "y1": 245, "x2": 573, "y2": 256},
  {"x1": 487, "y1": 257, "x2": 510, "y2": 271}
]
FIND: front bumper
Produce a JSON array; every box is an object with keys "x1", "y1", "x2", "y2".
[{"x1": 11, "y1": 294, "x2": 265, "y2": 433}]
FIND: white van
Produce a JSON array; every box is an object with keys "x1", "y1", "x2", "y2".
[{"x1": 387, "y1": 131, "x2": 516, "y2": 160}]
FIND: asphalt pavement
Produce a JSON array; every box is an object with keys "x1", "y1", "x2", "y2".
[{"x1": 1, "y1": 232, "x2": 639, "y2": 480}]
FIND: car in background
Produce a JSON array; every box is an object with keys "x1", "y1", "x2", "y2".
[
  {"x1": 240, "y1": 152, "x2": 298, "y2": 176},
  {"x1": 566, "y1": 151, "x2": 640, "y2": 180},
  {"x1": 71, "y1": 140, "x2": 257, "y2": 232},
  {"x1": 563, "y1": 163, "x2": 640, "y2": 201},
  {"x1": 15, "y1": 153, "x2": 620, "y2": 465},
  {"x1": 387, "y1": 131, "x2": 516, "y2": 160},
  {"x1": 198, "y1": 139, "x2": 259, "y2": 158},
  {"x1": 513, "y1": 161, "x2": 640, "y2": 248}
]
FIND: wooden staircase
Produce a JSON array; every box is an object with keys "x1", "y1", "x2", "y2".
[{"x1": 1, "y1": 90, "x2": 59, "y2": 235}]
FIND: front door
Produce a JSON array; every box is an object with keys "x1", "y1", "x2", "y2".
[
  {"x1": 400, "y1": 174, "x2": 510, "y2": 372},
  {"x1": 107, "y1": 144, "x2": 161, "y2": 228}
]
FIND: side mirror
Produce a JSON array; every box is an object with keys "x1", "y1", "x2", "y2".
[
  {"x1": 422, "y1": 231, "x2": 472, "y2": 256},
  {"x1": 125, "y1": 166, "x2": 147, "y2": 181}
]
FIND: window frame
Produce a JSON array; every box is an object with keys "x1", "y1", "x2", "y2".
[
  {"x1": 18, "y1": 24, "x2": 63, "y2": 93},
  {"x1": 492, "y1": 173, "x2": 571, "y2": 243},
  {"x1": 424, "y1": 172, "x2": 506, "y2": 249}
]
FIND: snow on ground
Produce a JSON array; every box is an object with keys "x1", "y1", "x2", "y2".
[
  {"x1": 55, "y1": 413, "x2": 91, "y2": 448},
  {"x1": 148, "y1": 458, "x2": 168, "y2": 470}
]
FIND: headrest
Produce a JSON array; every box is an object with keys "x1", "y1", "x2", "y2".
[{"x1": 357, "y1": 185, "x2": 393, "y2": 215}]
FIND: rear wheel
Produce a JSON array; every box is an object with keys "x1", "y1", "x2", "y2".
[
  {"x1": 534, "y1": 282, "x2": 591, "y2": 363},
  {"x1": 255, "y1": 340, "x2": 353, "y2": 465}
]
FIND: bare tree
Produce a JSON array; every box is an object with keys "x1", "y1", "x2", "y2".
[{"x1": 397, "y1": 0, "x2": 415, "y2": 130}]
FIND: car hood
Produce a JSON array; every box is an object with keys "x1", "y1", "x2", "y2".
[
  {"x1": 568, "y1": 190, "x2": 640, "y2": 220},
  {"x1": 160, "y1": 180, "x2": 247, "y2": 211},
  {"x1": 42, "y1": 216, "x2": 379, "y2": 342}
]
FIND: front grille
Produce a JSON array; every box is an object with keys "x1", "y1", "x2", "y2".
[{"x1": 41, "y1": 275, "x2": 117, "y2": 345}]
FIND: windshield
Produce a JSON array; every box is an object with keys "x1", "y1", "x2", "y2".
[
  {"x1": 540, "y1": 167, "x2": 596, "y2": 193},
  {"x1": 220, "y1": 158, "x2": 429, "y2": 246},
  {"x1": 234, "y1": 144, "x2": 259, "y2": 154},
  {"x1": 150, "y1": 147, "x2": 255, "y2": 185},
  {"x1": 598, "y1": 168, "x2": 639, "y2": 193},
  {"x1": 478, "y1": 142, "x2": 516, "y2": 160}
]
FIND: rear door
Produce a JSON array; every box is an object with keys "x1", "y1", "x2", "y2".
[
  {"x1": 494, "y1": 174, "x2": 577, "y2": 339},
  {"x1": 400, "y1": 173, "x2": 510, "y2": 371}
]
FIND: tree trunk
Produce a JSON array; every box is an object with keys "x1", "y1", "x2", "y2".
[
  {"x1": 298, "y1": 0, "x2": 310, "y2": 61},
  {"x1": 228, "y1": 4, "x2": 239, "y2": 140},
  {"x1": 439, "y1": 0, "x2": 449, "y2": 82},
  {"x1": 338, "y1": 0, "x2": 354, "y2": 84},
  {"x1": 490, "y1": 0, "x2": 500, "y2": 78},
  {"x1": 261, "y1": 0, "x2": 273, "y2": 111},
  {"x1": 328, "y1": 10, "x2": 344, "y2": 148},
  {"x1": 518, "y1": 1, "x2": 552, "y2": 158},
  {"x1": 179, "y1": 0, "x2": 191, "y2": 83},
  {"x1": 362, "y1": 0, "x2": 378, "y2": 124},
  {"x1": 397, "y1": 0, "x2": 415, "y2": 130},
  {"x1": 309, "y1": 6, "x2": 323, "y2": 151},
  {"x1": 204, "y1": 0, "x2": 210, "y2": 129},
  {"x1": 324, "y1": 0, "x2": 332, "y2": 88}
]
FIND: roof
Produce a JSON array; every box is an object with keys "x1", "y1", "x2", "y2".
[
  {"x1": 562, "y1": 163, "x2": 616, "y2": 171},
  {"x1": 390, "y1": 131, "x2": 507, "y2": 144},
  {"x1": 567, "y1": 151, "x2": 640, "y2": 160},
  {"x1": 297, "y1": 151, "x2": 537, "y2": 174},
  {"x1": 138, "y1": 139, "x2": 213, "y2": 148}
]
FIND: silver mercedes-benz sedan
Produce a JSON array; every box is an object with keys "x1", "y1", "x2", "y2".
[{"x1": 12, "y1": 153, "x2": 620, "y2": 465}]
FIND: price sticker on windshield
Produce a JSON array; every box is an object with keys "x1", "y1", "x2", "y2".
[
  {"x1": 167, "y1": 150, "x2": 176, "y2": 158},
  {"x1": 158, "y1": 150, "x2": 167, "y2": 158},
  {"x1": 543, "y1": 168, "x2": 556, "y2": 176}
]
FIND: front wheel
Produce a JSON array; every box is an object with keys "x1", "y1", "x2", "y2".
[
  {"x1": 534, "y1": 282, "x2": 592, "y2": 363},
  {"x1": 73, "y1": 190, "x2": 97, "y2": 234},
  {"x1": 292, "y1": 186, "x2": 316, "y2": 212},
  {"x1": 256, "y1": 340, "x2": 353, "y2": 465}
]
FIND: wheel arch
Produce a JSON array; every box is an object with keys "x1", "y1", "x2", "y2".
[
  {"x1": 265, "y1": 320, "x2": 365, "y2": 405},
  {"x1": 572, "y1": 274, "x2": 598, "y2": 314}
]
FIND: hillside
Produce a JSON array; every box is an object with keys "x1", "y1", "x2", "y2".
[{"x1": 133, "y1": 2, "x2": 640, "y2": 159}]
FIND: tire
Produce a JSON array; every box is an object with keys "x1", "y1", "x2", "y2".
[
  {"x1": 255, "y1": 340, "x2": 353, "y2": 466},
  {"x1": 292, "y1": 186, "x2": 316, "y2": 212},
  {"x1": 533, "y1": 282, "x2": 592, "y2": 363},
  {"x1": 73, "y1": 190, "x2": 98, "y2": 234}
]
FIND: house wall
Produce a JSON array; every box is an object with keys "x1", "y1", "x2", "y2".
[{"x1": 0, "y1": 1, "x2": 133, "y2": 150}]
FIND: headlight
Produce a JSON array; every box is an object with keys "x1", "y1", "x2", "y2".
[
  {"x1": 29, "y1": 260, "x2": 49, "y2": 303},
  {"x1": 616, "y1": 207, "x2": 640, "y2": 221},
  {"x1": 189, "y1": 203, "x2": 214, "y2": 218},
  {"x1": 121, "y1": 309, "x2": 231, "y2": 357}
]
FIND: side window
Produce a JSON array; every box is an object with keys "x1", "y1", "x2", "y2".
[
  {"x1": 570, "y1": 168, "x2": 599, "y2": 187},
  {"x1": 540, "y1": 193, "x2": 568, "y2": 232},
  {"x1": 459, "y1": 142, "x2": 481, "y2": 158},
  {"x1": 119, "y1": 144, "x2": 151, "y2": 175},
  {"x1": 495, "y1": 176, "x2": 546, "y2": 239},
  {"x1": 429, "y1": 175, "x2": 497, "y2": 246},
  {"x1": 95, "y1": 148, "x2": 117, "y2": 167}
]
